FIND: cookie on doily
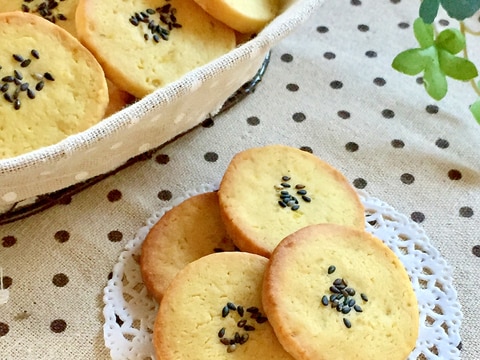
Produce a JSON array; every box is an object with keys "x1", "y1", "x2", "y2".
[
  {"x1": 262, "y1": 223, "x2": 419, "y2": 360},
  {"x1": 153, "y1": 252, "x2": 295, "y2": 359},
  {"x1": 140, "y1": 191, "x2": 236, "y2": 303},
  {"x1": 218, "y1": 144, "x2": 365, "y2": 257}
]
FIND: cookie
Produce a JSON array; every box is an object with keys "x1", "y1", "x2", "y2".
[
  {"x1": 262, "y1": 224, "x2": 419, "y2": 360},
  {"x1": 104, "y1": 79, "x2": 135, "y2": 118},
  {"x1": 0, "y1": 0, "x2": 79, "y2": 36},
  {"x1": 140, "y1": 192, "x2": 236, "y2": 303},
  {"x1": 153, "y1": 251, "x2": 295, "y2": 359},
  {"x1": 75, "y1": 0, "x2": 236, "y2": 98},
  {"x1": 0, "y1": 11, "x2": 108, "y2": 159},
  {"x1": 192, "y1": 0, "x2": 280, "y2": 34},
  {"x1": 218, "y1": 145, "x2": 365, "y2": 257}
]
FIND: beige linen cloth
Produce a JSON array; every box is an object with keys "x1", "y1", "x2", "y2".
[{"x1": 1, "y1": 0, "x2": 480, "y2": 359}]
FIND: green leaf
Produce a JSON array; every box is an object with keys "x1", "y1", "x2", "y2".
[
  {"x1": 423, "y1": 54, "x2": 448, "y2": 100},
  {"x1": 413, "y1": 18, "x2": 434, "y2": 48},
  {"x1": 470, "y1": 99, "x2": 480, "y2": 124},
  {"x1": 392, "y1": 49, "x2": 428, "y2": 75},
  {"x1": 420, "y1": 0, "x2": 440, "y2": 23},
  {"x1": 440, "y1": 0, "x2": 480, "y2": 21},
  {"x1": 438, "y1": 50, "x2": 478, "y2": 80},
  {"x1": 435, "y1": 28, "x2": 466, "y2": 54}
]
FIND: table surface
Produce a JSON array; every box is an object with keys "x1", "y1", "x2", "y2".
[{"x1": 1, "y1": 0, "x2": 480, "y2": 359}]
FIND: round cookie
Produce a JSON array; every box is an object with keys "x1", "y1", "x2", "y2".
[
  {"x1": 154, "y1": 251, "x2": 295, "y2": 359},
  {"x1": 262, "y1": 224, "x2": 419, "y2": 360},
  {"x1": 75, "y1": 0, "x2": 236, "y2": 98},
  {"x1": 140, "y1": 192, "x2": 236, "y2": 303},
  {"x1": 217, "y1": 145, "x2": 365, "y2": 257},
  {"x1": 0, "y1": 0, "x2": 79, "y2": 36},
  {"x1": 192, "y1": 0, "x2": 280, "y2": 34},
  {"x1": 0, "y1": 12, "x2": 108, "y2": 159}
]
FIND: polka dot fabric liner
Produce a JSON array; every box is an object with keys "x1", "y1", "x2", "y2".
[
  {"x1": 103, "y1": 184, "x2": 462, "y2": 360},
  {"x1": 0, "y1": 0, "x2": 324, "y2": 210}
]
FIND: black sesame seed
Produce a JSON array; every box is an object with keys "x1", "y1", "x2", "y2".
[
  {"x1": 146, "y1": 8, "x2": 155, "y2": 14},
  {"x1": 330, "y1": 286, "x2": 340, "y2": 293},
  {"x1": 2, "y1": 76, "x2": 14, "y2": 83},
  {"x1": 14, "y1": 70, "x2": 23, "y2": 80},
  {"x1": 256, "y1": 316, "x2": 268, "y2": 324},
  {"x1": 13, "y1": 54, "x2": 24, "y2": 62},
  {"x1": 281, "y1": 182, "x2": 291, "y2": 188},
  {"x1": 278, "y1": 200, "x2": 287, "y2": 208},
  {"x1": 129, "y1": 17, "x2": 139, "y2": 26},
  {"x1": 22, "y1": 4, "x2": 30, "y2": 11},
  {"x1": 44, "y1": 72, "x2": 54, "y2": 81},
  {"x1": 360, "y1": 293, "x2": 368, "y2": 302},
  {"x1": 291, "y1": 204, "x2": 300, "y2": 211},
  {"x1": 239, "y1": 333, "x2": 249, "y2": 344},
  {"x1": 220, "y1": 338, "x2": 230, "y2": 345},
  {"x1": 343, "y1": 318, "x2": 352, "y2": 328},
  {"x1": 336, "y1": 303, "x2": 343, "y2": 312},
  {"x1": 218, "y1": 327, "x2": 226, "y2": 338},
  {"x1": 153, "y1": 34, "x2": 160, "y2": 42},
  {"x1": 14, "y1": 99, "x2": 21, "y2": 110},
  {"x1": 237, "y1": 305, "x2": 244, "y2": 317},
  {"x1": 246, "y1": 306, "x2": 259, "y2": 313},
  {"x1": 35, "y1": 81, "x2": 44, "y2": 91},
  {"x1": 20, "y1": 82, "x2": 29, "y2": 91},
  {"x1": 282, "y1": 175, "x2": 291, "y2": 181},
  {"x1": 227, "y1": 302, "x2": 236, "y2": 310},
  {"x1": 347, "y1": 298, "x2": 356, "y2": 307},
  {"x1": 321, "y1": 295, "x2": 329, "y2": 306},
  {"x1": 144, "y1": 33, "x2": 149, "y2": 40},
  {"x1": 57, "y1": 13, "x2": 67, "y2": 21},
  {"x1": 31, "y1": 49, "x2": 40, "y2": 59},
  {"x1": 237, "y1": 319, "x2": 247, "y2": 328},
  {"x1": 4, "y1": 93, "x2": 13, "y2": 103},
  {"x1": 346, "y1": 287, "x2": 355, "y2": 296},
  {"x1": 342, "y1": 306, "x2": 351, "y2": 314},
  {"x1": 234, "y1": 332, "x2": 241, "y2": 343},
  {"x1": 27, "y1": 89, "x2": 35, "y2": 99},
  {"x1": 1, "y1": 83, "x2": 8, "y2": 92},
  {"x1": 296, "y1": 189, "x2": 307, "y2": 195},
  {"x1": 20, "y1": 59, "x2": 31, "y2": 68},
  {"x1": 327, "y1": 265, "x2": 336, "y2": 274},
  {"x1": 333, "y1": 278, "x2": 343, "y2": 286},
  {"x1": 354, "y1": 304, "x2": 363, "y2": 312},
  {"x1": 14, "y1": 78, "x2": 21, "y2": 86},
  {"x1": 244, "y1": 325, "x2": 255, "y2": 331},
  {"x1": 302, "y1": 195, "x2": 311, "y2": 202},
  {"x1": 222, "y1": 305, "x2": 229, "y2": 317}
]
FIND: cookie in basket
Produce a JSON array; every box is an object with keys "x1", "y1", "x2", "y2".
[
  {"x1": 0, "y1": 0, "x2": 79, "y2": 36},
  {"x1": 75, "y1": 0, "x2": 236, "y2": 98},
  {"x1": 154, "y1": 251, "x2": 295, "y2": 359},
  {"x1": 262, "y1": 224, "x2": 419, "y2": 360},
  {"x1": 0, "y1": 11, "x2": 108, "y2": 159},
  {"x1": 217, "y1": 145, "x2": 365, "y2": 257},
  {"x1": 192, "y1": 0, "x2": 280, "y2": 34},
  {"x1": 140, "y1": 191, "x2": 236, "y2": 303}
]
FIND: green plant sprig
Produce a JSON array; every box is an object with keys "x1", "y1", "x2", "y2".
[{"x1": 392, "y1": 0, "x2": 480, "y2": 124}]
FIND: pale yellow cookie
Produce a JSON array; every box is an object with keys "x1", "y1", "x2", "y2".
[
  {"x1": 0, "y1": 0, "x2": 79, "y2": 36},
  {"x1": 218, "y1": 145, "x2": 365, "y2": 257},
  {"x1": 192, "y1": 0, "x2": 280, "y2": 34},
  {"x1": 154, "y1": 252, "x2": 295, "y2": 359},
  {"x1": 262, "y1": 224, "x2": 419, "y2": 360},
  {"x1": 140, "y1": 192, "x2": 236, "y2": 303},
  {"x1": 75, "y1": 0, "x2": 236, "y2": 98},
  {"x1": 0, "y1": 12, "x2": 108, "y2": 159}
]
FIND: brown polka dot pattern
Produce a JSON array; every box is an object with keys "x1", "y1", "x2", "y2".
[
  {"x1": 50, "y1": 319, "x2": 67, "y2": 333},
  {"x1": 107, "y1": 230, "x2": 123, "y2": 242},
  {"x1": 2, "y1": 236, "x2": 16, "y2": 247},
  {"x1": 52, "y1": 273, "x2": 69, "y2": 287},
  {"x1": 107, "y1": 189, "x2": 122, "y2": 202},
  {"x1": 54, "y1": 230, "x2": 70, "y2": 243}
]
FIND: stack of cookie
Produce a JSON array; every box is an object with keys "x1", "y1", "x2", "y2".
[
  {"x1": 140, "y1": 144, "x2": 419, "y2": 359},
  {"x1": 0, "y1": 0, "x2": 281, "y2": 158}
]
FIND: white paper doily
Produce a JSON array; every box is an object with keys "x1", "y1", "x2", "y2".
[{"x1": 103, "y1": 184, "x2": 462, "y2": 360}]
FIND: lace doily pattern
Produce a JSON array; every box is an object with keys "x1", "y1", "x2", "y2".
[{"x1": 103, "y1": 185, "x2": 462, "y2": 360}]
